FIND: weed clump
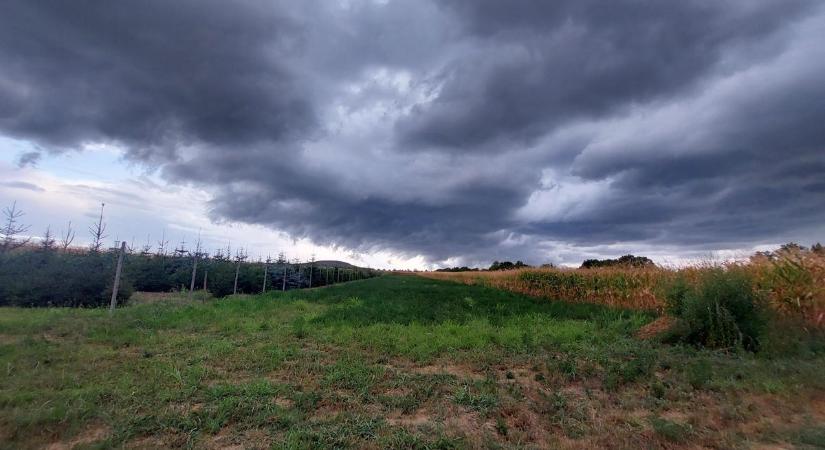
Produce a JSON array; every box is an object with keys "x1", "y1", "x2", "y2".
[
  {"x1": 651, "y1": 417, "x2": 691, "y2": 442},
  {"x1": 453, "y1": 381, "x2": 498, "y2": 412},
  {"x1": 665, "y1": 269, "x2": 766, "y2": 351}
]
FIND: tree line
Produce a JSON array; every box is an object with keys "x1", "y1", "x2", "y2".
[
  {"x1": 436, "y1": 260, "x2": 545, "y2": 272},
  {"x1": 0, "y1": 201, "x2": 379, "y2": 307},
  {"x1": 436, "y1": 256, "x2": 659, "y2": 272}
]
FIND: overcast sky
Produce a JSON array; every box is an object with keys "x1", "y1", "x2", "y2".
[{"x1": 1, "y1": 0, "x2": 823, "y2": 269}]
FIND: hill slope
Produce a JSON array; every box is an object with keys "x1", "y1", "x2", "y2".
[{"x1": 0, "y1": 276, "x2": 822, "y2": 448}]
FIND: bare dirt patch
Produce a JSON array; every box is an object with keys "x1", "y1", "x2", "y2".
[
  {"x1": 382, "y1": 386, "x2": 411, "y2": 397},
  {"x1": 0, "y1": 334, "x2": 20, "y2": 345},
  {"x1": 386, "y1": 408, "x2": 434, "y2": 427},
  {"x1": 124, "y1": 435, "x2": 171, "y2": 449},
  {"x1": 411, "y1": 363, "x2": 483, "y2": 380},
  {"x1": 46, "y1": 424, "x2": 109, "y2": 450},
  {"x1": 498, "y1": 403, "x2": 549, "y2": 444},
  {"x1": 443, "y1": 407, "x2": 497, "y2": 447},
  {"x1": 205, "y1": 427, "x2": 271, "y2": 450},
  {"x1": 636, "y1": 316, "x2": 676, "y2": 339},
  {"x1": 273, "y1": 397, "x2": 294, "y2": 408}
]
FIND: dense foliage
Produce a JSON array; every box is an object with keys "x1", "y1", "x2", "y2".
[
  {"x1": 488, "y1": 260, "x2": 530, "y2": 271},
  {"x1": 0, "y1": 249, "x2": 132, "y2": 307},
  {"x1": 435, "y1": 266, "x2": 480, "y2": 272},
  {"x1": 581, "y1": 254, "x2": 655, "y2": 269},
  {"x1": 0, "y1": 248, "x2": 380, "y2": 307},
  {"x1": 665, "y1": 269, "x2": 766, "y2": 350}
]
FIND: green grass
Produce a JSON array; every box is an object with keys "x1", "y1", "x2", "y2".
[{"x1": 0, "y1": 275, "x2": 823, "y2": 449}]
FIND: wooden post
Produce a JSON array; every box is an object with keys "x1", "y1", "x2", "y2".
[
  {"x1": 282, "y1": 264, "x2": 287, "y2": 291},
  {"x1": 203, "y1": 269, "x2": 208, "y2": 291},
  {"x1": 188, "y1": 253, "x2": 198, "y2": 299},
  {"x1": 109, "y1": 241, "x2": 126, "y2": 315},
  {"x1": 262, "y1": 262, "x2": 268, "y2": 294},
  {"x1": 233, "y1": 260, "x2": 240, "y2": 295},
  {"x1": 308, "y1": 264, "x2": 313, "y2": 288}
]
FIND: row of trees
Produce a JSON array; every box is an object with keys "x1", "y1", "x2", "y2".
[
  {"x1": 436, "y1": 260, "x2": 546, "y2": 272},
  {"x1": 0, "y1": 201, "x2": 380, "y2": 307},
  {"x1": 439, "y1": 256, "x2": 655, "y2": 271},
  {"x1": 580, "y1": 254, "x2": 655, "y2": 269}
]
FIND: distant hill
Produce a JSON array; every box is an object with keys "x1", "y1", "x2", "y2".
[{"x1": 308, "y1": 260, "x2": 358, "y2": 269}]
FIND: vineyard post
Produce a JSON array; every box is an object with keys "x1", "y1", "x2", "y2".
[
  {"x1": 282, "y1": 264, "x2": 287, "y2": 291},
  {"x1": 233, "y1": 260, "x2": 240, "y2": 295},
  {"x1": 108, "y1": 241, "x2": 127, "y2": 315},
  {"x1": 203, "y1": 269, "x2": 208, "y2": 292},
  {"x1": 262, "y1": 259, "x2": 269, "y2": 294},
  {"x1": 188, "y1": 253, "x2": 198, "y2": 300},
  {"x1": 309, "y1": 257, "x2": 314, "y2": 288}
]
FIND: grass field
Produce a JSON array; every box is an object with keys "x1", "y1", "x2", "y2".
[{"x1": 1, "y1": 275, "x2": 824, "y2": 449}]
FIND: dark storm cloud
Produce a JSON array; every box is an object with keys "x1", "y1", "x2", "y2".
[
  {"x1": 161, "y1": 142, "x2": 538, "y2": 262},
  {"x1": 398, "y1": 0, "x2": 815, "y2": 150},
  {"x1": 1, "y1": 0, "x2": 823, "y2": 266},
  {"x1": 0, "y1": 0, "x2": 313, "y2": 161}
]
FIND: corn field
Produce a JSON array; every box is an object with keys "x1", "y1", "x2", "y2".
[{"x1": 420, "y1": 248, "x2": 825, "y2": 328}]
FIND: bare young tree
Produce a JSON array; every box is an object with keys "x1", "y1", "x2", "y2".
[
  {"x1": 1, "y1": 201, "x2": 31, "y2": 253},
  {"x1": 157, "y1": 229, "x2": 169, "y2": 256},
  {"x1": 174, "y1": 236, "x2": 188, "y2": 257},
  {"x1": 233, "y1": 247, "x2": 247, "y2": 295},
  {"x1": 41, "y1": 225, "x2": 56, "y2": 251},
  {"x1": 59, "y1": 220, "x2": 75, "y2": 251},
  {"x1": 88, "y1": 203, "x2": 107, "y2": 253},
  {"x1": 140, "y1": 234, "x2": 153, "y2": 255}
]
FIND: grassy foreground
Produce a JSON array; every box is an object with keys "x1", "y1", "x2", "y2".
[{"x1": 1, "y1": 275, "x2": 824, "y2": 449}]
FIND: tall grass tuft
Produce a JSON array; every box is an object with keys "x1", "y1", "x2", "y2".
[{"x1": 665, "y1": 268, "x2": 766, "y2": 350}]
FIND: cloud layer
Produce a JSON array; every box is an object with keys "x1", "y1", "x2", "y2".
[{"x1": 2, "y1": 0, "x2": 823, "y2": 266}]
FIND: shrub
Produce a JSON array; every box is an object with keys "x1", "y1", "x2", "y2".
[
  {"x1": 685, "y1": 359, "x2": 712, "y2": 389},
  {"x1": 666, "y1": 269, "x2": 766, "y2": 350}
]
